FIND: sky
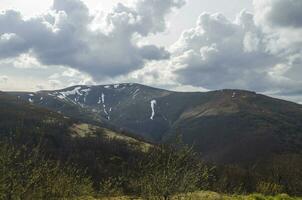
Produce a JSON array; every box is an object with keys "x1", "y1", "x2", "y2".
[{"x1": 0, "y1": 0, "x2": 301, "y2": 103}]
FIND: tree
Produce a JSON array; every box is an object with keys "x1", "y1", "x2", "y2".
[{"x1": 137, "y1": 141, "x2": 210, "y2": 200}]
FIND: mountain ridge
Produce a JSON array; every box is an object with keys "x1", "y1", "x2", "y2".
[{"x1": 8, "y1": 83, "x2": 302, "y2": 164}]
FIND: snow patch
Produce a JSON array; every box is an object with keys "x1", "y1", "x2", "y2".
[
  {"x1": 56, "y1": 87, "x2": 91, "y2": 103},
  {"x1": 81, "y1": 88, "x2": 91, "y2": 93},
  {"x1": 150, "y1": 100, "x2": 157, "y2": 120},
  {"x1": 60, "y1": 86, "x2": 82, "y2": 96},
  {"x1": 104, "y1": 108, "x2": 108, "y2": 115},
  {"x1": 57, "y1": 94, "x2": 66, "y2": 99},
  {"x1": 232, "y1": 92, "x2": 236, "y2": 98},
  {"x1": 97, "y1": 92, "x2": 111, "y2": 120},
  {"x1": 82, "y1": 88, "x2": 91, "y2": 103},
  {"x1": 132, "y1": 89, "x2": 140, "y2": 99},
  {"x1": 101, "y1": 93, "x2": 105, "y2": 104}
]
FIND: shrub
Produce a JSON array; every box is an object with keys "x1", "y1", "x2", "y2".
[
  {"x1": 256, "y1": 182, "x2": 284, "y2": 195},
  {"x1": 0, "y1": 142, "x2": 94, "y2": 199},
  {"x1": 136, "y1": 142, "x2": 210, "y2": 200},
  {"x1": 99, "y1": 176, "x2": 124, "y2": 196}
]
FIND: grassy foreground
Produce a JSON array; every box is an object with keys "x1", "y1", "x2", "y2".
[{"x1": 77, "y1": 191, "x2": 302, "y2": 200}]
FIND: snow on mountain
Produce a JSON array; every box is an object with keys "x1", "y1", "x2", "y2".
[
  {"x1": 60, "y1": 86, "x2": 82, "y2": 96},
  {"x1": 150, "y1": 100, "x2": 157, "y2": 120},
  {"x1": 101, "y1": 93, "x2": 105, "y2": 104}
]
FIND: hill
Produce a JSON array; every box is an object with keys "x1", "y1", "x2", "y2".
[
  {"x1": 10, "y1": 84, "x2": 302, "y2": 164},
  {"x1": 1, "y1": 90, "x2": 302, "y2": 196},
  {"x1": 0, "y1": 91, "x2": 151, "y2": 187}
]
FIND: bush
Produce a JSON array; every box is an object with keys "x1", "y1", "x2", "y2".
[
  {"x1": 0, "y1": 142, "x2": 94, "y2": 199},
  {"x1": 99, "y1": 176, "x2": 124, "y2": 196},
  {"x1": 136, "y1": 142, "x2": 211, "y2": 200}
]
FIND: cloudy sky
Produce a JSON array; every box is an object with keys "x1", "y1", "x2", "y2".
[{"x1": 0, "y1": 0, "x2": 301, "y2": 103}]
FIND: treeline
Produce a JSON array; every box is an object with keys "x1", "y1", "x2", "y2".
[{"x1": 210, "y1": 154, "x2": 302, "y2": 195}]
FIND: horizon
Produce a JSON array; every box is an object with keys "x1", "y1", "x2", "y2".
[{"x1": 2, "y1": 82, "x2": 301, "y2": 105}]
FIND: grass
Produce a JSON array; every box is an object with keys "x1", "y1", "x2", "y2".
[
  {"x1": 76, "y1": 191, "x2": 302, "y2": 200},
  {"x1": 70, "y1": 123, "x2": 152, "y2": 152}
]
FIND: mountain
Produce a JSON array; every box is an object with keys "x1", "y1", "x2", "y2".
[
  {"x1": 0, "y1": 91, "x2": 152, "y2": 186},
  {"x1": 0, "y1": 90, "x2": 147, "y2": 148},
  {"x1": 10, "y1": 83, "x2": 173, "y2": 140},
  {"x1": 9, "y1": 83, "x2": 302, "y2": 164}
]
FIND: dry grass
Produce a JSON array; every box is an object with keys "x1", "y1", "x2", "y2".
[
  {"x1": 70, "y1": 123, "x2": 152, "y2": 152},
  {"x1": 76, "y1": 191, "x2": 302, "y2": 200}
]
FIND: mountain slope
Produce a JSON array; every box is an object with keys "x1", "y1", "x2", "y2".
[
  {"x1": 164, "y1": 90, "x2": 302, "y2": 163},
  {"x1": 10, "y1": 84, "x2": 302, "y2": 164},
  {"x1": 0, "y1": 91, "x2": 152, "y2": 186},
  {"x1": 0, "y1": 91, "x2": 146, "y2": 144},
  {"x1": 11, "y1": 83, "x2": 173, "y2": 140}
]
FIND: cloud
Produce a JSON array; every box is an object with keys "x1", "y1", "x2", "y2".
[
  {"x1": 142, "y1": 0, "x2": 301, "y2": 96},
  {"x1": 48, "y1": 68, "x2": 94, "y2": 88},
  {"x1": 0, "y1": 0, "x2": 301, "y2": 102},
  {"x1": 118, "y1": 0, "x2": 302, "y2": 98},
  {"x1": 0, "y1": 0, "x2": 185, "y2": 79},
  {"x1": 254, "y1": 0, "x2": 302, "y2": 28},
  {"x1": 167, "y1": 11, "x2": 281, "y2": 91},
  {"x1": 109, "y1": 0, "x2": 302, "y2": 99},
  {"x1": 0, "y1": 75, "x2": 8, "y2": 83}
]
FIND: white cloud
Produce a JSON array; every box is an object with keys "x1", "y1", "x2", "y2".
[
  {"x1": 130, "y1": 0, "x2": 302, "y2": 97},
  {"x1": 166, "y1": 11, "x2": 280, "y2": 91},
  {"x1": 0, "y1": 0, "x2": 302, "y2": 103},
  {"x1": 114, "y1": 0, "x2": 302, "y2": 101},
  {"x1": 48, "y1": 68, "x2": 94, "y2": 88},
  {"x1": 0, "y1": 75, "x2": 8, "y2": 83},
  {"x1": 0, "y1": 0, "x2": 185, "y2": 80}
]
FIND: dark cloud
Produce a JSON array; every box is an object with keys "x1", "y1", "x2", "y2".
[
  {"x1": 264, "y1": 0, "x2": 302, "y2": 28},
  {"x1": 0, "y1": 0, "x2": 184, "y2": 79},
  {"x1": 0, "y1": 33, "x2": 28, "y2": 59}
]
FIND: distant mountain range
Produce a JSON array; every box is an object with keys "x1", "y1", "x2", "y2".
[{"x1": 6, "y1": 83, "x2": 302, "y2": 164}]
